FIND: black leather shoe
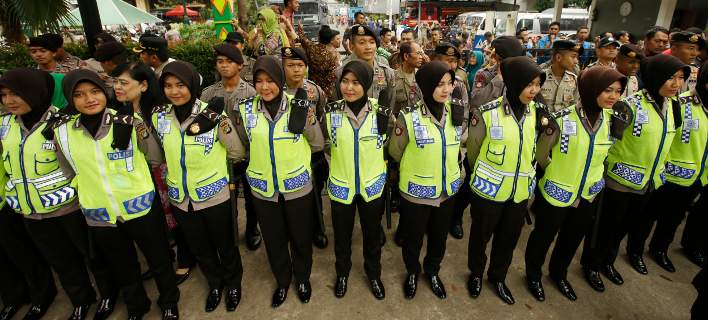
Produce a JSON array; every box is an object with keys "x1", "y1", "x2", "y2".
[
  {"x1": 650, "y1": 250, "x2": 676, "y2": 273},
  {"x1": 93, "y1": 297, "x2": 116, "y2": 320},
  {"x1": 271, "y1": 288, "x2": 288, "y2": 308},
  {"x1": 0, "y1": 305, "x2": 21, "y2": 320},
  {"x1": 426, "y1": 274, "x2": 447, "y2": 299},
  {"x1": 628, "y1": 253, "x2": 648, "y2": 275},
  {"x1": 162, "y1": 306, "x2": 179, "y2": 320},
  {"x1": 68, "y1": 304, "x2": 91, "y2": 320},
  {"x1": 467, "y1": 275, "x2": 482, "y2": 298},
  {"x1": 370, "y1": 279, "x2": 385, "y2": 300},
  {"x1": 334, "y1": 276, "x2": 348, "y2": 298},
  {"x1": 127, "y1": 314, "x2": 144, "y2": 320},
  {"x1": 22, "y1": 300, "x2": 51, "y2": 320},
  {"x1": 246, "y1": 227, "x2": 262, "y2": 251},
  {"x1": 225, "y1": 288, "x2": 241, "y2": 312},
  {"x1": 204, "y1": 288, "x2": 222, "y2": 312},
  {"x1": 450, "y1": 224, "x2": 464, "y2": 239},
  {"x1": 493, "y1": 281, "x2": 515, "y2": 305},
  {"x1": 379, "y1": 226, "x2": 387, "y2": 247},
  {"x1": 141, "y1": 269, "x2": 154, "y2": 281},
  {"x1": 582, "y1": 268, "x2": 605, "y2": 292},
  {"x1": 297, "y1": 281, "x2": 312, "y2": 303},
  {"x1": 601, "y1": 264, "x2": 624, "y2": 285},
  {"x1": 313, "y1": 233, "x2": 328, "y2": 249},
  {"x1": 554, "y1": 278, "x2": 577, "y2": 301},
  {"x1": 684, "y1": 248, "x2": 705, "y2": 267},
  {"x1": 403, "y1": 273, "x2": 418, "y2": 299},
  {"x1": 526, "y1": 279, "x2": 545, "y2": 302},
  {"x1": 394, "y1": 227, "x2": 404, "y2": 247},
  {"x1": 175, "y1": 268, "x2": 192, "y2": 285}
]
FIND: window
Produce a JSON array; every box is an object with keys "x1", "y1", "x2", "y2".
[{"x1": 517, "y1": 19, "x2": 533, "y2": 30}]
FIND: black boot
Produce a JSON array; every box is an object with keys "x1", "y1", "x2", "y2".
[{"x1": 334, "y1": 276, "x2": 348, "y2": 298}]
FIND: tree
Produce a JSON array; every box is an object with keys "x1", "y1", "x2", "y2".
[{"x1": 0, "y1": 0, "x2": 74, "y2": 43}]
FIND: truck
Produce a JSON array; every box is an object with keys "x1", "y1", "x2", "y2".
[{"x1": 269, "y1": 0, "x2": 329, "y2": 41}]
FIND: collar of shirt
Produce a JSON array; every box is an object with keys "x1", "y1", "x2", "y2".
[
  {"x1": 575, "y1": 101, "x2": 603, "y2": 132},
  {"x1": 73, "y1": 108, "x2": 112, "y2": 139},
  {"x1": 418, "y1": 101, "x2": 448, "y2": 127},
  {"x1": 256, "y1": 94, "x2": 288, "y2": 122}
]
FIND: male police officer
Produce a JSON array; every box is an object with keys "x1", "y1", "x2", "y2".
[{"x1": 540, "y1": 40, "x2": 581, "y2": 112}]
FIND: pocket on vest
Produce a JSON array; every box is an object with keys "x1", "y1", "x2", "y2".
[
  {"x1": 34, "y1": 151, "x2": 58, "y2": 176},
  {"x1": 485, "y1": 143, "x2": 506, "y2": 166}
]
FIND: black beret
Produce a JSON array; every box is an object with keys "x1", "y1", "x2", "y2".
[
  {"x1": 214, "y1": 43, "x2": 244, "y2": 64},
  {"x1": 553, "y1": 40, "x2": 584, "y2": 56},
  {"x1": 94, "y1": 41, "x2": 126, "y2": 62},
  {"x1": 28, "y1": 33, "x2": 63, "y2": 52},
  {"x1": 225, "y1": 32, "x2": 245, "y2": 44},
  {"x1": 349, "y1": 24, "x2": 379, "y2": 47},
  {"x1": 434, "y1": 42, "x2": 460, "y2": 59},
  {"x1": 132, "y1": 36, "x2": 167, "y2": 53},
  {"x1": 619, "y1": 43, "x2": 645, "y2": 60},
  {"x1": 281, "y1": 46, "x2": 308, "y2": 65},
  {"x1": 671, "y1": 31, "x2": 706, "y2": 49},
  {"x1": 598, "y1": 36, "x2": 621, "y2": 48},
  {"x1": 491, "y1": 36, "x2": 523, "y2": 59}
]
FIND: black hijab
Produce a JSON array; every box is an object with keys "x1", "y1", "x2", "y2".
[
  {"x1": 253, "y1": 55, "x2": 285, "y2": 118},
  {"x1": 0, "y1": 68, "x2": 54, "y2": 129},
  {"x1": 416, "y1": 61, "x2": 455, "y2": 121},
  {"x1": 160, "y1": 60, "x2": 201, "y2": 123},
  {"x1": 339, "y1": 60, "x2": 373, "y2": 115},
  {"x1": 578, "y1": 66, "x2": 627, "y2": 124},
  {"x1": 500, "y1": 57, "x2": 545, "y2": 119},
  {"x1": 640, "y1": 54, "x2": 690, "y2": 107},
  {"x1": 62, "y1": 69, "x2": 109, "y2": 137},
  {"x1": 697, "y1": 61, "x2": 708, "y2": 107}
]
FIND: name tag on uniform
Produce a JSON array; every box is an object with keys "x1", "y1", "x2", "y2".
[
  {"x1": 636, "y1": 109, "x2": 649, "y2": 124},
  {"x1": 490, "y1": 126, "x2": 504, "y2": 140},
  {"x1": 330, "y1": 113, "x2": 342, "y2": 128},
  {"x1": 686, "y1": 118, "x2": 700, "y2": 131},
  {"x1": 157, "y1": 117, "x2": 171, "y2": 134},
  {"x1": 246, "y1": 114, "x2": 258, "y2": 128},
  {"x1": 0, "y1": 126, "x2": 8, "y2": 139},
  {"x1": 563, "y1": 120, "x2": 577, "y2": 136},
  {"x1": 414, "y1": 125, "x2": 433, "y2": 144}
]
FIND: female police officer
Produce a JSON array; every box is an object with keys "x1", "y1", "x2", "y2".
[
  {"x1": 525, "y1": 67, "x2": 626, "y2": 301},
  {"x1": 388, "y1": 61, "x2": 466, "y2": 300},
  {"x1": 233, "y1": 55, "x2": 324, "y2": 307},
  {"x1": 324, "y1": 60, "x2": 390, "y2": 299},
  {"x1": 53, "y1": 69, "x2": 179, "y2": 320},
  {"x1": 466, "y1": 56, "x2": 547, "y2": 305},
  {"x1": 155, "y1": 61, "x2": 245, "y2": 313}
]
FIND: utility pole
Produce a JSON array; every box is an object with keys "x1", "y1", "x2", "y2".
[{"x1": 77, "y1": 0, "x2": 102, "y2": 55}]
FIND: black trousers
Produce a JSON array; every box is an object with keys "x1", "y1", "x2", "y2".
[
  {"x1": 525, "y1": 194, "x2": 597, "y2": 281},
  {"x1": 331, "y1": 195, "x2": 384, "y2": 279},
  {"x1": 452, "y1": 160, "x2": 472, "y2": 225},
  {"x1": 253, "y1": 192, "x2": 314, "y2": 288},
  {"x1": 312, "y1": 151, "x2": 329, "y2": 236},
  {"x1": 468, "y1": 193, "x2": 527, "y2": 282},
  {"x1": 400, "y1": 196, "x2": 455, "y2": 275},
  {"x1": 683, "y1": 185, "x2": 708, "y2": 253},
  {"x1": 90, "y1": 206, "x2": 179, "y2": 315},
  {"x1": 24, "y1": 210, "x2": 116, "y2": 306},
  {"x1": 647, "y1": 182, "x2": 702, "y2": 252},
  {"x1": 0, "y1": 208, "x2": 56, "y2": 306},
  {"x1": 596, "y1": 188, "x2": 653, "y2": 265},
  {"x1": 172, "y1": 200, "x2": 243, "y2": 291}
]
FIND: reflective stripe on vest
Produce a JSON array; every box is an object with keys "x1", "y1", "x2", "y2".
[
  {"x1": 238, "y1": 94, "x2": 312, "y2": 198},
  {"x1": 1, "y1": 112, "x2": 76, "y2": 214},
  {"x1": 398, "y1": 100, "x2": 462, "y2": 199},
  {"x1": 55, "y1": 110, "x2": 155, "y2": 224},
  {"x1": 326, "y1": 98, "x2": 387, "y2": 204},
  {"x1": 606, "y1": 90, "x2": 676, "y2": 190},
  {"x1": 539, "y1": 106, "x2": 612, "y2": 207},
  {"x1": 470, "y1": 97, "x2": 537, "y2": 203},
  {"x1": 665, "y1": 92, "x2": 708, "y2": 187}
]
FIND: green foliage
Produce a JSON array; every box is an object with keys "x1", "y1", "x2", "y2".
[
  {"x1": 0, "y1": 0, "x2": 75, "y2": 38},
  {"x1": 168, "y1": 38, "x2": 221, "y2": 86},
  {"x1": 178, "y1": 23, "x2": 216, "y2": 42},
  {"x1": 0, "y1": 43, "x2": 33, "y2": 72},
  {"x1": 534, "y1": 0, "x2": 555, "y2": 12},
  {"x1": 64, "y1": 43, "x2": 91, "y2": 60}
]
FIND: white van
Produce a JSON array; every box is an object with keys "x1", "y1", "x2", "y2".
[{"x1": 540, "y1": 8, "x2": 589, "y2": 36}]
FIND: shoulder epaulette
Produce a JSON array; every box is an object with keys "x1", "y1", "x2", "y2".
[
  {"x1": 478, "y1": 99, "x2": 501, "y2": 112},
  {"x1": 551, "y1": 107, "x2": 572, "y2": 119},
  {"x1": 238, "y1": 96, "x2": 255, "y2": 106},
  {"x1": 324, "y1": 101, "x2": 345, "y2": 113},
  {"x1": 678, "y1": 94, "x2": 699, "y2": 104},
  {"x1": 152, "y1": 105, "x2": 168, "y2": 114},
  {"x1": 401, "y1": 103, "x2": 419, "y2": 114}
]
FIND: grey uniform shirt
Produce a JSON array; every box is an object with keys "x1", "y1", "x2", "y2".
[
  {"x1": 153, "y1": 101, "x2": 246, "y2": 211},
  {"x1": 470, "y1": 67, "x2": 504, "y2": 108},
  {"x1": 336, "y1": 57, "x2": 395, "y2": 105},
  {"x1": 393, "y1": 68, "x2": 420, "y2": 115},
  {"x1": 232, "y1": 95, "x2": 325, "y2": 202},
  {"x1": 0, "y1": 110, "x2": 79, "y2": 220},
  {"x1": 54, "y1": 109, "x2": 164, "y2": 227},
  {"x1": 622, "y1": 75, "x2": 640, "y2": 99},
  {"x1": 389, "y1": 102, "x2": 467, "y2": 207},
  {"x1": 541, "y1": 67, "x2": 579, "y2": 112},
  {"x1": 240, "y1": 56, "x2": 256, "y2": 85},
  {"x1": 201, "y1": 78, "x2": 256, "y2": 116}
]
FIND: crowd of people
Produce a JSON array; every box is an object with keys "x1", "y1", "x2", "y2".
[{"x1": 0, "y1": 1, "x2": 707, "y2": 319}]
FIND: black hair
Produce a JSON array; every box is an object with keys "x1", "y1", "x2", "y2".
[
  {"x1": 515, "y1": 28, "x2": 528, "y2": 37},
  {"x1": 645, "y1": 26, "x2": 670, "y2": 40},
  {"x1": 401, "y1": 29, "x2": 414, "y2": 38},
  {"x1": 145, "y1": 49, "x2": 169, "y2": 62},
  {"x1": 109, "y1": 51, "x2": 130, "y2": 66},
  {"x1": 354, "y1": 12, "x2": 365, "y2": 19},
  {"x1": 165, "y1": 24, "x2": 172, "y2": 31},
  {"x1": 110, "y1": 61, "x2": 166, "y2": 122},
  {"x1": 614, "y1": 30, "x2": 629, "y2": 38},
  {"x1": 380, "y1": 28, "x2": 391, "y2": 37},
  {"x1": 399, "y1": 41, "x2": 415, "y2": 62},
  {"x1": 576, "y1": 25, "x2": 589, "y2": 33},
  {"x1": 549, "y1": 21, "x2": 561, "y2": 28}
]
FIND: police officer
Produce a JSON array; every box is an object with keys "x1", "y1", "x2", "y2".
[
  {"x1": 469, "y1": 36, "x2": 524, "y2": 108},
  {"x1": 433, "y1": 43, "x2": 470, "y2": 109},
  {"x1": 541, "y1": 40, "x2": 581, "y2": 112},
  {"x1": 156, "y1": 61, "x2": 245, "y2": 313},
  {"x1": 342, "y1": 25, "x2": 391, "y2": 68},
  {"x1": 0, "y1": 68, "x2": 117, "y2": 320},
  {"x1": 466, "y1": 57, "x2": 547, "y2": 305},
  {"x1": 0, "y1": 69, "x2": 59, "y2": 320},
  {"x1": 393, "y1": 41, "x2": 423, "y2": 115},
  {"x1": 389, "y1": 61, "x2": 466, "y2": 300},
  {"x1": 53, "y1": 69, "x2": 180, "y2": 320},
  {"x1": 282, "y1": 46, "x2": 330, "y2": 249},
  {"x1": 324, "y1": 60, "x2": 390, "y2": 299},
  {"x1": 595, "y1": 54, "x2": 688, "y2": 283},
  {"x1": 224, "y1": 32, "x2": 255, "y2": 85},
  {"x1": 644, "y1": 62, "x2": 708, "y2": 273},
  {"x1": 200, "y1": 44, "x2": 263, "y2": 251},
  {"x1": 670, "y1": 31, "x2": 705, "y2": 93},
  {"x1": 133, "y1": 36, "x2": 174, "y2": 78},
  {"x1": 233, "y1": 56, "x2": 324, "y2": 308},
  {"x1": 616, "y1": 44, "x2": 645, "y2": 98},
  {"x1": 525, "y1": 67, "x2": 626, "y2": 301},
  {"x1": 586, "y1": 36, "x2": 621, "y2": 69}
]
